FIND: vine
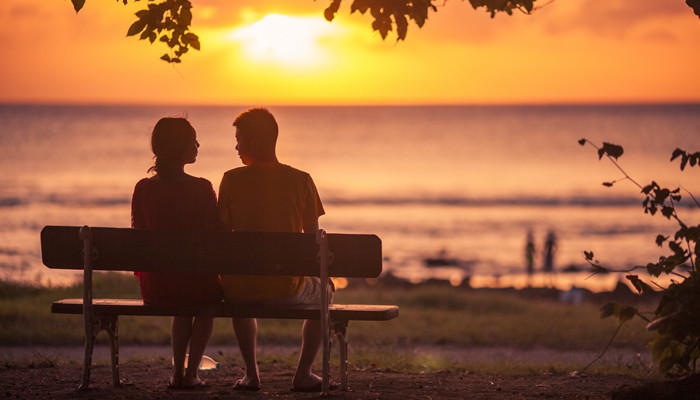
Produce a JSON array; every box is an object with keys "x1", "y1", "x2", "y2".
[{"x1": 579, "y1": 139, "x2": 700, "y2": 377}]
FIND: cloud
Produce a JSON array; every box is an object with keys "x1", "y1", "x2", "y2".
[{"x1": 544, "y1": 0, "x2": 692, "y2": 38}]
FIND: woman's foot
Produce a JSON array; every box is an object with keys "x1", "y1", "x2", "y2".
[{"x1": 168, "y1": 372, "x2": 183, "y2": 389}]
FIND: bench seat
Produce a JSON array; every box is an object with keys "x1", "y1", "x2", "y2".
[{"x1": 52, "y1": 298, "x2": 399, "y2": 320}]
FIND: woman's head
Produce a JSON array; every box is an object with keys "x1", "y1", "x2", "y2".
[{"x1": 149, "y1": 117, "x2": 199, "y2": 177}]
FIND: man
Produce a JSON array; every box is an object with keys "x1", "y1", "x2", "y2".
[{"x1": 218, "y1": 108, "x2": 332, "y2": 392}]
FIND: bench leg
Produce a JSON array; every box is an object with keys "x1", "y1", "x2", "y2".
[
  {"x1": 332, "y1": 321, "x2": 349, "y2": 391},
  {"x1": 79, "y1": 318, "x2": 100, "y2": 390},
  {"x1": 99, "y1": 316, "x2": 121, "y2": 387}
]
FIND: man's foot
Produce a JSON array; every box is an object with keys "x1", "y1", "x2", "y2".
[
  {"x1": 291, "y1": 374, "x2": 338, "y2": 393},
  {"x1": 181, "y1": 376, "x2": 208, "y2": 389},
  {"x1": 233, "y1": 377, "x2": 261, "y2": 391}
]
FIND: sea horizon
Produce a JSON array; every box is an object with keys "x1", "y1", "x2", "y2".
[{"x1": 2, "y1": 103, "x2": 699, "y2": 291}]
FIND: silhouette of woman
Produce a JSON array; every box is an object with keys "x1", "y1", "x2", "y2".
[
  {"x1": 131, "y1": 117, "x2": 222, "y2": 389},
  {"x1": 525, "y1": 229, "x2": 535, "y2": 276}
]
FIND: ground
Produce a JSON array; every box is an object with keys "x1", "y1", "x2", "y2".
[{"x1": 0, "y1": 360, "x2": 648, "y2": 400}]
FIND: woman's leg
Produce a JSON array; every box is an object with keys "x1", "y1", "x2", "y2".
[
  {"x1": 232, "y1": 318, "x2": 260, "y2": 388},
  {"x1": 171, "y1": 316, "x2": 193, "y2": 387},
  {"x1": 182, "y1": 316, "x2": 214, "y2": 387}
]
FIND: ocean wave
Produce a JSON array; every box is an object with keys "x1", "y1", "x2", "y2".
[
  {"x1": 0, "y1": 195, "x2": 130, "y2": 208},
  {"x1": 0, "y1": 197, "x2": 26, "y2": 207},
  {"x1": 322, "y1": 195, "x2": 658, "y2": 208},
  {"x1": 0, "y1": 193, "x2": 696, "y2": 209}
]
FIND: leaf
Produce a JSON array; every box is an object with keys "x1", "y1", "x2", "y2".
[
  {"x1": 655, "y1": 235, "x2": 668, "y2": 247},
  {"x1": 160, "y1": 54, "x2": 171, "y2": 62},
  {"x1": 325, "y1": 0, "x2": 342, "y2": 21},
  {"x1": 584, "y1": 251, "x2": 594, "y2": 261},
  {"x1": 599, "y1": 142, "x2": 624, "y2": 160},
  {"x1": 578, "y1": 138, "x2": 586, "y2": 146},
  {"x1": 599, "y1": 302, "x2": 638, "y2": 322},
  {"x1": 626, "y1": 274, "x2": 654, "y2": 294},
  {"x1": 671, "y1": 148, "x2": 685, "y2": 162},
  {"x1": 72, "y1": 0, "x2": 86, "y2": 13},
  {"x1": 687, "y1": 0, "x2": 700, "y2": 18},
  {"x1": 600, "y1": 302, "x2": 616, "y2": 318},
  {"x1": 395, "y1": 14, "x2": 408, "y2": 40},
  {"x1": 602, "y1": 182, "x2": 614, "y2": 187},
  {"x1": 662, "y1": 206, "x2": 674, "y2": 219},
  {"x1": 127, "y1": 18, "x2": 148, "y2": 37},
  {"x1": 647, "y1": 262, "x2": 663, "y2": 277}
]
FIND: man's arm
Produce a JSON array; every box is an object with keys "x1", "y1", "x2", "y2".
[{"x1": 303, "y1": 221, "x2": 319, "y2": 234}]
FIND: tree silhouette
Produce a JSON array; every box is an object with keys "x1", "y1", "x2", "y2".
[
  {"x1": 70, "y1": 0, "x2": 700, "y2": 62},
  {"x1": 71, "y1": 0, "x2": 543, "y2": 63}
]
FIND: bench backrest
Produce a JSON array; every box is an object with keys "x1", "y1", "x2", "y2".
[{"x1": 41, "y1": 226, "x2": 383, "y2": 278}]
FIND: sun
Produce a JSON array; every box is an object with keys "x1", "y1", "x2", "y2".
[{"x1": 228, "y1": 14, "x2": 339, "y2": 69}]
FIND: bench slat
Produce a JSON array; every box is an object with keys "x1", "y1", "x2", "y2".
[
  {"x1": 51, "y1": 298, "x2": 399, "y2": 321},
  {"x1": 41, "y1": 226, "x2": 382, "y2": 278}
]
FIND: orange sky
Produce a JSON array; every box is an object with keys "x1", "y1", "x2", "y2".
[{"x1": 1, "y1": 0, "x2": 699, "y2": 105}]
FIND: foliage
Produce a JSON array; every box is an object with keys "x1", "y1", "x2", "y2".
[
  {"x1": 70, "y1": 0, "x2": 542, "y2": 62},
  {"x1": 323, "y1": 0, "x2": 538, "y2": 40},
  {"x1": 579, "y1": 138, "x2": 700, "y2": 377},
  {"x1": 71, "y1": 0, "x2": 199, "y2": 64},
  {"x1": 689, "y1": 0, "x2": 700, "y2": 19},
  {"x1": 68, "y1": 1, "x2": 700, "y2": 63}
]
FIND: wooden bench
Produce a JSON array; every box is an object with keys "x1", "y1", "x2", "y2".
[{"x1": 41, "y1": 225, "x2": 399, "y2": 393}]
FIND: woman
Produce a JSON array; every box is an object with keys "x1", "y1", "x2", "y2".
[{"x1": 131, "y1": 117, "x2": 222, "y2": 389}]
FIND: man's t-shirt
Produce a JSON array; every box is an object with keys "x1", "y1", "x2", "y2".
[{"x1": 218, "y1": 163, "x2": 325, "y2": 302}]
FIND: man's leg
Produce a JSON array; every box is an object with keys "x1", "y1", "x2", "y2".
[
  {"x1": 291, "y1": 318, "x2": 323, "y2": 389},
  {"x1": 232, "y1": 318, "x2": 260, "y2": 388}
]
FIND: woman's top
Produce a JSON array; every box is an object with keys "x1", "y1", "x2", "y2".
[{"x1": 131, "y1": 176, "x2": 222, "y2": 307}]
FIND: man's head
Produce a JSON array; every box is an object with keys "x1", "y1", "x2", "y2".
[{"x1": 233, "y1": 108, "x2": 278, "y2": 165}]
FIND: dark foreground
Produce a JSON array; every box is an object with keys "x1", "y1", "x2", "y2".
[{"x1": 0, "y1": 360, "x2": 672, "y2": 400}]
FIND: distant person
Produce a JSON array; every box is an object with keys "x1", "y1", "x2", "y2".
[
  {"x1": 542, "y1": 230, "x2": 557, "y2": 273},
  {"x1": 525, "y1": 230, "x2": 535, "y2": 276},
  {"x1": 131, "y1": 117, "x2": 223, "y2": 389},
  {"x1": 218, "y1": 108, "x2": 332, "y2": 392}
]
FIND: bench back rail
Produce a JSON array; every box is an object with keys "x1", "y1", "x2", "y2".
[{"x1": 41, "y1": 225, "x2": 382, "y2": 277}]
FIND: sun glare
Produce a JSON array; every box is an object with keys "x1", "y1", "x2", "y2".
[{"x1": 228, "y1": 14, "x2": 339, "y2": 68}]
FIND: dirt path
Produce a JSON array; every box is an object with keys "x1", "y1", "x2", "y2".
[{"x1": 1, "y1": 360, "x2": 644, "y2": 399}]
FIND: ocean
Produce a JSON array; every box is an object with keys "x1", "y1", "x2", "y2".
[{"x1": 2, "y1": 104, "x2": 699, "y2": 291}]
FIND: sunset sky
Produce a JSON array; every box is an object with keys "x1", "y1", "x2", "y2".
[{"x1": 1, "y1": 0, "x2": 699, "y2": 105}]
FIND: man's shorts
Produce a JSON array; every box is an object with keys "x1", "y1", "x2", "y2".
[{"x1": 228, "y1": 277, "x2": 333, "y2": 306}]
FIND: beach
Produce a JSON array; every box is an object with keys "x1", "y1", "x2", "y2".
[
  {"x1": 0, "y1": 278, "x2": 671, "y2": 399},
  {"x1": 0, "y1": 359, "x2": 650, "y2": 399}
]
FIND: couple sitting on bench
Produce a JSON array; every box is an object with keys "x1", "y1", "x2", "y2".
[{"x1": 132, "y1": 108, "x2": 330, "y2": 392}]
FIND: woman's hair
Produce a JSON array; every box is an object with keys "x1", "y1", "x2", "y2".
[{"x1": 148, "y1": 117, "x2": 196, "y2": 178}]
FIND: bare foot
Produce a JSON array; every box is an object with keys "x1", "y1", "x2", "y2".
[
  {"x1": 168, "y1": 371, "x2": 184, "y2": 389},
  {"x1": 292, "y1": 372, "x2": 321, "y2": 391},
  {"x1": 233, "y1": 375, "x2": 261, "y2": 391},
  {"x1": 182, "y1": 375, "x2": 206, "y2": 389}
]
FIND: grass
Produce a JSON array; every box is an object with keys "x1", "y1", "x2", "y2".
[{"x1": 0, "y1": 274, "x2": 658, "y2": 375}]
